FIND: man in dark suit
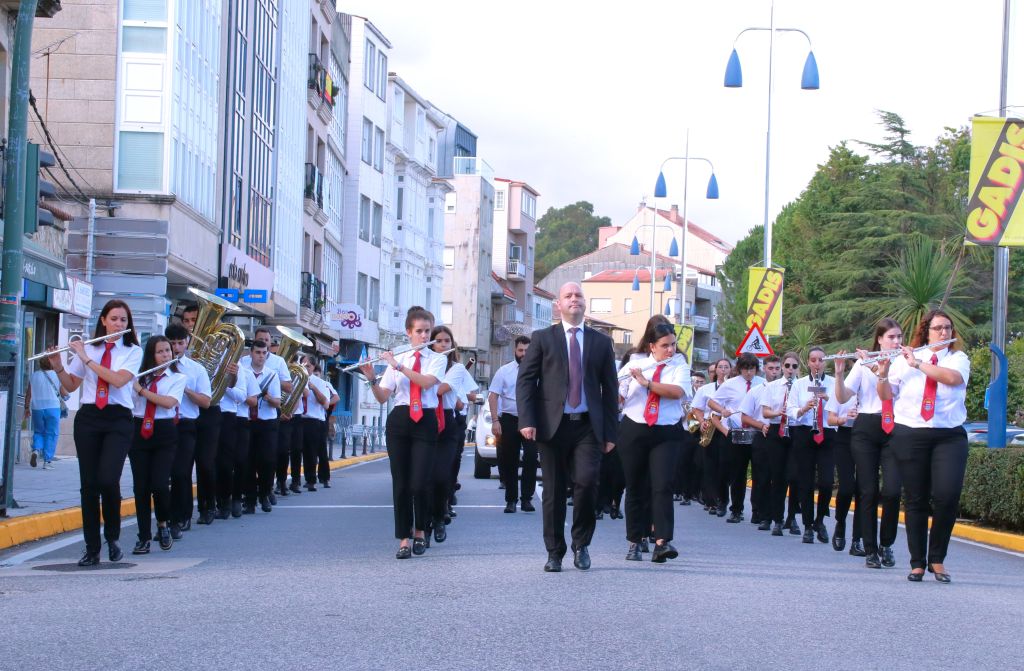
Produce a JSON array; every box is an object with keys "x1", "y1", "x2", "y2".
[{"x1": 516, "y1": 282, "x2": 619, "y2": 572}]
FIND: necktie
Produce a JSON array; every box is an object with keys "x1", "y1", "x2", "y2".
[
  {"x1": 813, "y1": 395, "x2": 825, "y2": 445},
  {"x1": 409, "y1": 352, "x2": 423, "y2": 422},
  {"x1": 643, "y1": 364, "x2": 665, "y2": 426},
  {"x1": 920, "y1": 353, "x2": 938, "y2": 420},
  {"x1": 140, "y1": 374, "x2": 164, "y2": 439},
  {"x1": 778, "y1": 382, "x2": 790, "y2": 438},
  {"x1": 436, "y1": 392, "x2": 446, "y2": 433},
  {"x1": 302, "y1": 391, "x2": 308, "y2": 415},
  {"x1": 881, "y1": 397, "x2": 895, "y2": 434},
  {"x1": 568, "y1": 327, "x2": 582, "y2": 408},
  {"x1": 250, "y1": 372, "x2": 260, "y2": 420},
  {"x1": 95, "y1": 342, "x2": 115, "y2": 409},
  {"x1": 746, "y1": 380, "x2": 751, "y2": 392}
]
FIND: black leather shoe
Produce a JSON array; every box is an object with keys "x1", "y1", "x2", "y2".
[
  {"x1": 625, "y1": 543, "x2": 642, "y2": 561},
  {"x1": 651, "y1": 542, "x2": 678, "y2": 563},
  {"x1": 306, "y1": 482, "x2": 317, "y2": 492},
  {"x1": 790, "y1": 523, "x2": 802, "y2": 536},
  {"x1": 396, "y1": 545, "x2": 412, "y2": 559},
  {"x1": 726, "y1": 513, "x2": 743, "y2": 523},
  {"x1": 268, "y1": 492, "x2": 277, "y2": 506},
  {"x1": 322, "y1": 481, "x2": 331, "y2": 488},
  {"x1": 259, "y1": 496, "x2": 273, "y2": 513},
  {"x1": 78, "y1": 551, "x2": 100, "y2": 567},
  {"x1": 814, "y1": 522, "x2": 829, "y2": 544},
  {"x1": 521, "y1": 499, "x2": 535, "y2": 512},
  {"x1": 802, "y1": 529, "x2": 814, "y2": 544},
  {"x1": 716, "y1": 506, "x2": 727, "y2": 517},
  {"x1": 927, "y1": 565, "x2": 951, "y2": 583},
  {"x1": 849, "y1": 539, "x2": 867, "y2": 557},
  {"x1": 231, "y1": 501, "x2": 243, "y2": 518},
  {"x1": 832, "y1": 535, "x2": 846, "y2": 552},
  {"x1": 448, "y1": 507, "x2": 458, "y2": 518},
  {"x1": 196, "y1": 512, "x2": 211, "y2": 525},
  {"x1": 433, "y1": 521, "x2": 447, "y2": 543},
  {"x1": 242, "y1": 503, "x2": 255, "y2": 515},
  {"x1": 277, "y1": 486, "x2": 290, "y2": 497},
  {"x1": 412, "y1": 537, "x2": 426, "y2": 556},
  {"x1": 572, "y1": 546, "x2": 591, "y2": 570},
  {"x1": 158, "y1": 526, "x2": 173, "y2": 551},
  {"x1": 544, "y1": 555, "x2": 562, "y2": 572},
  {"x1": 907, "y1": 571, "x2": 924, "y2": 582},
  {"x1": 782, "y1": 518, "x2": 793, "y2": 530},
  {"x1": 771, "y1": 523, "x2": 784, "y2": 536},
  {"x1": 170, "y1": 525, "x2": 183, "y2": 541},
  {"x1": 708, "y1": 507, "x2": 718, "y2": 516},
  {"x1": 180, "y1": 519, "x2": 192, "y2": 532},
  {"x1": 289, "y1": 484, "x2": 303, "y2": 494},
  {"x1": 680, "y1": 498, "x2": 692, "y2": 506},
  {"x1": 639, "y1": 538, "x2": 650, "y2": 553},
  {"x1": 108, "y1": 541, "x2": 123, "y2": 563},
  {"x1": 758, "y1": 519, "x2": 772, "y2": 531},
  {"x1": 504, "y1": 501, "x2": 516, "y2": 513},
  {"x1": 595, "y1": 510, "x2": 604, "y2": 520},
  {"x1": 610, "y1": 506, "x2": 623, "y2": 519},
  {"x1": 865, "y1": 552, "x2": 882, "y2": 569},
  {"x1": 132, "y1": 540, "x2": 150, "y2": 555},
  {"x1": 880, "y1": 545, "x2": 896, "y2": 567},
  {"x1": 215, "y1": 507, "x2": 230, "y2": 520}
]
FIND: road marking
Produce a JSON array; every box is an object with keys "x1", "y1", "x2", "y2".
[
  {"x1": 0, "y1": 556, "x2": 205, "y2": 577},
  {"x1": 1, "y1": 519, "x2": 139, "y2": 568}
]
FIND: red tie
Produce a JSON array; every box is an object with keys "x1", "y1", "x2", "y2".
[
  {"x1": 881, "y1": 398, "x2": 895, "y2": 434},
  {"x1": 250, "y1": 372, "x2": 260, "y2": 420},
  {"x1": 436, "y1": 392, "x2": 446, "y2": 433},
  {"x1": 643, "y1": 364, "x2": 665, "y2": 426},
  {"x1": 778, "y1": 383, "x2": 790, "y2": 438},
  {"x1": 140, "y1": 374, "x2": 164, "y2": 439},
  {"x1": 920, "y1": 353, "x2": 938, "y2": 420},
  {"x1": 302, "y1": 392, "x2": 308, "y2": 415},
  {"x1": 813, "y1": 397, "x2": 825, "y2": 444},
  {"x1": 746, "y1": 380, "x2": 751, "y2": 392},
  {"x1": 409, "y1": 352, "x2": 423, "y2": 422},
  {"x1": 95, "y1": 342, "x2": 115, "y2": 409}
]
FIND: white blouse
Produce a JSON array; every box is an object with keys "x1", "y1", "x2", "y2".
[
  {"x1": 67, "y1": 338, "x2": 143, "y2": 410},
  {"x1": 234, "y1": 367, "x2": 261, "y2": 419},
  {"x1": 132, "y1": 370, "x2": 187, "y2": 420},
  {"x1": 842, "y1": 362, "x2": 884, "y2": 415},
  {"x1": 379, "y1": 349, "x2": 446, "y2": 408},
  {"x1": 888, "y1": 347, "x2": 970, "y2": 429},
  {"x1": 787, "y1": 374, "x2": 835, "y2": 428},
  {"x1": 303, "y1": 375, "x2": 332, "y2": 421},
  {"x1": 177, "y1": 356, "x2": 212, "y2": 420},
  {"x1": 620, "y1": 356, "x2": 687, "y2": 426}
]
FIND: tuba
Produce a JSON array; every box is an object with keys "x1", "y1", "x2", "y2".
[
  {"x1": 185, "y1": 287, "x2": 246, "y2": 405},
  {"x1": 276, "y1": 325, "x2": 313, "y2": 416}
]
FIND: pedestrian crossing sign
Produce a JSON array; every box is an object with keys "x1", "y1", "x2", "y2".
[{"x1": 735, "y1": 322, "x2": 773, "y2": 357}]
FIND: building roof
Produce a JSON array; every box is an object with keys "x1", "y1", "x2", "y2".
[
  {"x1": 601, "y1": 243, "x2": 716, "y2": 276},
  {"x1": 491, "y1": 271, "x2": 516, "y2": 300},
  {"x1": 650, "y1": 207, "x2": 732, "y2": 254},
  {"x1": 494, "y1": 177, "x2": 541, "y2": 197},
  {"x1": 584, "y1": 268, "x2": 671, "y2": 283},
  {"x1": 533, "y1": 285, "x2": 555, "y2": 300}
]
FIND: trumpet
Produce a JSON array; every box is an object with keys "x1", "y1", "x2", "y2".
[
  {"x1": 342, "y1": 340, "x2": 438, "y2": 373},
  {"x1": 27, "y1": 329, "x2": 134, "y2": 362}
]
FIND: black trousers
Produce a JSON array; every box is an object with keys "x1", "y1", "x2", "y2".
[
  {"x1": 538, "y1": 415, "x2": 603, "y2": 556},
  {"x1": 129, "y1": 418, "x2": 177, "y2": 542},
  {"x1": 685, "y1": 430, "x2": 702, "y2": 500},
  {"x1": 497, "y1": 413, "x2": 539, "y2": 503},
  {"x1": 597, "y1": 446, "x2": 625, "y2": 512},
  {"x1": 851, "y1": 413, "x2": 901, "y2": 554},
  {"x1": 386, "y1": 406, "x2": 437, "y2": 538},
  {"x1": 673, "y1": 429, "x2": 698, "y2": 498},
  {"x1": 450, "y1": 414, "x2": 467, "y2": 497},
  {"x1": 765, "y1": 429, "x2": 792, "y2": 524},
  {"x1": 431, "y1": 409, "x2": 458, "y2": 523},
  {"x1": 316, "y1": 419, "x2": 331, "y2": 484},
  {"x1": 792, "y1": 426, "x2": 835, "y2": 527},
  {"x1": 276, "y1": 417, "x2": 303, "y2": 488},
  {"x1": 215, "y1": 412, "x2": 237, "y2": 507},
  {"x1": 301, "y1": 417, "x2": 326, "y2": 485},
  {"x1": 729, "y1": 438, "x2": 753, "y2": 515},
  {"x1": 74, "y1": 404, "x2": 133, "y2": 554},
  {"x1": 618, "y1": 418, "x2": 679, "y2": 543},
  {"x1": 833, "y1": 426, "x2": 862, "y2": 540},
  {"x1": 750, "y1": 432, "x2": 771, "y2": 520},
  {"x1": 195, "y1": 407, "x2": 221, "y2": 515},
  {"x1": 702, "y1": 430, "x2": 730, "y2": 509},
  {"x1": 170, "y1": 418, "x2": 196, "y2": 526},
  {"x1": 229, "y1": 416, "x2": 250, "y2": 501},
  {"x1": 892, "y1": 425, "x2": 968, "y2": 570},
  {"x1": 246, "y1": 419, "x2": 279, "y2": 504}
]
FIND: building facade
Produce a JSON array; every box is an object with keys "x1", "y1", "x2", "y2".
[{"x1": 489, "y1": 177, "x2": 540, "y2": 366}]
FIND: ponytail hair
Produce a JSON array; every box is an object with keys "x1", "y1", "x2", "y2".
[{"x1": 405, "y1": 305, "x2": 434, "y2": 331}]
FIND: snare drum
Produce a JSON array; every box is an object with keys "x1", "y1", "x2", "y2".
[{"x1": 731, "y1": 429, "x2": 756, "y2": 444}]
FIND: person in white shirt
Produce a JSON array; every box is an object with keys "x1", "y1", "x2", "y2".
[
  {"x1": 361, "y1": 306, "x2": 446, "y2": 559},
  {"x1": 740, "y1": 354, "x2": 781, "y2": 530},
  {"x1": 242, "y1": 340, "x2": 281, "y2": 514},
  {"x1": 826, "y1": 391, "x2": 861, "y2": 556},
  {"x1": 674, "y1": 370, "x2": 706, "y2": 506},
  {"x1": 447, "y1": 354, "x2": 478, "y2": 511},
  {"x1": 618, "y1": 322, "x2": 688, "y2": 563},
  {"x1": 225, "y1": 363, "x2": 260, "y2": 518},
  {"x1": 787, "y1": 346, "x2": 836, "y2": 545},
  {"x1": 128, "y1": 336, "x2": 187, "y2": 554},
  {"x1": 240, "y1": 327, "x2": 295, "y2": 498},
  {"x1": 761, "y1": 351, "x2": 803, "y2": 536},
  {"x1": 832, "y1": 317, "x2": 904, "y2": 567},
  {"x1": 877, "y1": 309, "x2": 969, "y2": 584},
  {"x1": 488, "y1": 335, "x2": 535, "y2": 513},
  {"x1": 691, "y1": 358, "x2": 731, "y2": 516},
  {"x1": 24, "y1": 356, "x2": 66, "y2": 469},
  {"x1": 709, "y1": 354, "x2": 764, "y2": 523},
  {"x1": 48, "y1": 299, "x2": 142, "y2": 567},
  {"x1": 301, "y1": 357, "x2": 338, "y2": 490},
  {"x1": 214, "y1": 360, "x2": 254, "y2": 519},
  {"x1": 427, "y1": 326, "x2": 464, "y2": 543}
]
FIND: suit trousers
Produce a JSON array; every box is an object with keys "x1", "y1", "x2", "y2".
[
  {"x1": 301, "y1": 417, "x2": 325, "y2": 485},
  {"x1": 386, "y1": 406, "x2": 437, "y2": 538},
  {"x1": 73, "y1": 404, "x2": 133, "y2": 554},
  {"x1": 450, "y1": 414, "x2": 467, "y2": 496},
  {"x1": 729, "y1": 438, "x2": 753, "y2": 515},
  {"x1": 195, "y1": 407, "x2": 221, "y2": 515},
  {"x1": 215, "y1": 412, "x2": 237, "y2": 507},
  {"x1": 673, "y1": 429, "x2": 698, "y2": 498},
  {"x1": 832, "y1": 426, "x2": 862, "y2": 540},
  {"x1": 792, "y1": 426, "x2": 835, "y2": 527},
  {"x1": 246, "y1": 419, "x2": 279, "y2": 504},
  {"x1": 276, "y1": 417, "x2": 303, "y2": 488},
  {"x1": 228, "y1": 417, "x2": 250, "y2": 501},
  {"x1": 538, "y1": 415, "x2": 603, "y2": 556},
  {"x1": 765, "y1": 430, "x2": 792, "y2": 524},
  {"x1": 892, "y1": 425, "x2": 968, "y2": 569},
  {"x1": 498, "y1": 413, "x2": 538, "y2": 503},
  {"x1": 129, "y1": 418, "x2": 177, "y2": 542},
  {"x1": 749, "y1": 432, "x2": 771, "y2": 520},
  {"x1": 431, "y1": 410, "x2": 459, "y2": 523},
  {"x1": 170, "y1": 418, "x2": 197, "y2": 525},
  {"x1": 702, "y1": 431, "x2": 730, "y2": 509},
  {"x1": 618, "y1": 418, "x2": 679, "y2": 543},
  {"x1": 597, "y1": 446, "x2": 625, "y2": 512},
  {"x1": 851, "y1": 413, "x2": 901, "y2": 554}
]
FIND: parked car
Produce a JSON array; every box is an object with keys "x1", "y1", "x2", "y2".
[
  {"x1": 963, "y1": 422, "x2": 1024, "y2": 446},
  {"x1": 474, "y1": 406, "x2": 497, "y2": 478}
]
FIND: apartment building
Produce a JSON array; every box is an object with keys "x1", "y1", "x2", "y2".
[{"x1": 489, "y1": 177, "x2": 540, "y2": 366}]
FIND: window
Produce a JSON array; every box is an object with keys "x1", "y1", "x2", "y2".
[
  {"x1": 428, "y1": 137, "x2": 436, "y2": 166},
  {"x1": 427, "y1": 205, "x2": 435, "y2": 238},
  {"x1": 359, "y1": 196, "x2": 370, "y2": 242},
  {"x1": 441, "y1": 302, "x2": 453, "y2": 325},
  {"x1": 711, "y1": 337, "x2": 720, "y2": 351},
  {"x1": 590, "y1": 298, "x2": 611, "y2": 314},
  {"x1": 521, "y1": 191, "x2": 536, "y2": 219},
  {"x1": 369, "y1": 277, "x2": 380, "y2": 321},
  {"x1": 396, "y1": 186, "x2": 404, "y2": 220},
  {"x1": 393, "y1": 274, "x2": 401, "y2": 305},
  {"x1": 685, "y1": 301, "x2": 693, "y2": 316},
  {"x1": 495, "y1": 190, "x2": 505, "y2": 210},
  {"x1": 443, "y1": 246, "x2": 455, "y2": 268},
  {"x1": 373, "y1": 126, "x2": 384, "y2": 171},
  {"x1": 376, "y1": 51, "x2": 387, "y2": 100},
  {"x1": 624, "y1": 298, "x2": 633, "y2": 314},
  {"x1": 357, "y1": 272, "x2": 368, "y2": 311},
  {"x1": 371, "y1": 202, "x2": 382, "y2": 247},
  {"x1": 623, "y1": 332, "x2": 633, "y2": 345},
  {"x1": 444, "y1": 192, "x2": 456, "y2": 213},
  {"x1": 361, "y1": 118, "x2": 372, "y2": 164},
  {"x1": 363, "y1": 40, "x2": 376, "y2": 90},
  {"x1": 118, "y1": 131, "x2": 164, "y2": 191},
  {"x1": 425, "y1": 287, "x2": 432, "y2": 309}
]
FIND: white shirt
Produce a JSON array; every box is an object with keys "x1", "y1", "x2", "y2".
[
  {"x1": 218, "y1": 368, "x2": 249, "y2": 414},
  {"x1": 787, "y1": 374, "x2": 835, "y2": 428},
  {"x1": 620, "y1": 355, "x2": 687, "y2": 426},
  {"x1": 234, "y1": 367, "x2": 261, "y2": 419},
  {"x1": 561, "y1": 321, "x2": 588, "y2": 413},
  {"x1": 888, "y1": 347, "x2": 970, "y2": 429},
  {"x1": 740, "y1": 381, "x2": 773, "y2": 426},
  {"x1": 762, "y1": 377, "x2": 797, "y2": 425},
  {"x1": 379, "y1": 348, "x2": 446, "y2": 408},
  {"x1": 131, "y1": 370, "x2": 187, "y2": 420},
  {"x1": 303, "y1": 375, "x2": 331, "y2": 421},
  {"x1": 439, "y1": 364, "x2": 461, "y2": 411},
  {"x1": 691, "y1": 382, "x2": 719, "y2": 414},
  {"x1": 825, "y1": 396, "x2": 858, "y2": 430},
  {"x1": 449, "y1": 363, "x2": 474, "y2": 416},
  {"x1": 713, "y1": 375, "x2": 765, "y2": 430},
  {"x1": 240, "y1": 352, "x2": 290, "y2": 384},
  {"x1": 489, "y1": 360, "x2": 520, "y2": 416},
  {"x1": 247, "y1": 366, "x2": 281, "y2": 420},
  {"x1": 29, "y1": 370, "x2": 62, "y2": 410},
  {"x1": 67, "y1": 339, "x2": 143, "y2": 410},
  {"x1": 842, "y1": 363, "x2": 884, "y2": 415},
  {"x1": 177, "y1": 356, "x2": 212, "y2": 420}
]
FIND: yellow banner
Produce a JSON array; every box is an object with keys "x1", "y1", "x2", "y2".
[
  {"x1": 966, "y1": 116, "x2": 1024, "y2": 246},
  {"x1": 675, "y1": 324, "x2": 694, "y2": 364},
  {"x1": 746, "y1": 267, "x2": 784, "y2": 336}
]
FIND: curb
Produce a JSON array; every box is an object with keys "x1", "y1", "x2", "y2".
[{"x1": 0, "y1": 452, "x2": 389, "y2": 552}]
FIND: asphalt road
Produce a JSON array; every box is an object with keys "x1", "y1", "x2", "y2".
[{"x1": 2, "y1": 450, "x2": 1022, "y2": 671}]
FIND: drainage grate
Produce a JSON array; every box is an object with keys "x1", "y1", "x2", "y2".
[{"x1": 32, "y1": 562, "x2": 137, "y2": 572}]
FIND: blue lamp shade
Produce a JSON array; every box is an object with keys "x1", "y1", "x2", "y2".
[
  {"x1": 724, "y1": 48, "x2": 743, "y2": 87},
  {"x1": 663, "y1": 273, "x2": 672, "y2": 291},
  {"x1": 654, "y1": 171, "x2": 668, "y2": 198},
  {"x1": 632, "y1": 272, "x2": 640, "y2": 291},
  {"x1": 706, "y1": 173, "x2": 720, "y2": 199},
  {"x1": 801, "y1": 51, "x2": 820, "y2": 90},
  {"x1": 669, "y1": 237, "x2": 679, "y2": 257},
  {"x1": 630, "y1": 236, "x2": 640, "y2": 255}
]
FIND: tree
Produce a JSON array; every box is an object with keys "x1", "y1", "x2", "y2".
[{"x1": 534, "y1": 201, "x2": 611, "y2": 281}]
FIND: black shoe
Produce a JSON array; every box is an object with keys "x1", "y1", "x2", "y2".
[
  {"x1": 726, "y1": 512, "x2": 743, "y2": 524},
  {"x1": 832, "y1": 535, "x2": 846, "y2": 552},
  {"x1": 450, "y1": 493, "x2": 458, "y2": 506},
  {"x1": 771, "y1": 523, "x2": 784, "y2": 536},
  {"x1": 306, "y1": 482, "x2": 317, "y2": 492},
  {"x1": 758, "y1": 520, "x2": 772, "y2": 531},
  {"x1": 158, "y1": 526, "x2": 173, "y2": 551},
  {"x1": 907, "y1": 571, "x2": 924, "y2": 582},
  {"x1": 132, "y1": 540, "x2": 150, "y2": 555},
  {"x1": 751, "y1": 514, "x2": 762, "y2": 525},
  {"x1": 790, "y1": 523, "x2": 802, "y2": 536},
  {"x1": 931, "y1": 570, "x2": 951, "y2": 583},
  {"x1": 814, "y1": 522, "x2": 829, "y2": 544},
  {"x1": 865, "y1": 552, "x2": 882, "y2": 569},
  {"x1": 203, "y1": 511, "x2": 216, "y2": 525},
  {"x1": 424, "y1": 533, "x2": 430, "y2": 549},
  {"x1": 231, "y1": 501, "x2": 243, "y2": 518},
  {"x1": 544, "y1": 555, "x2": 562, "y2": 572},
  {"x1": 521, "y1": 499, "x2": 535, "y2": 512},
  {"x1": 260, "y1": 496, "x2": 273, "y2": 513},
  {"x1": 651, "y1": 542, "x2": 678, "y2": 563},
  {"x1": 504, "y1": 501, "x2": 516, "y2": 513},
  {"x1": 566, "y1": 496, "x2": 573, "y2": 506},
  {"x1": 268, "y1": 492, "x2": 277, "y2": 506},
  {"x1": 322, "y1": 481, "x2": 331, "y2": 488},
  {"x1": 196, "y1": 512, "x2": 211, "y2": 525},
  {"x1": 277, "y1": 486, "x2": 289, "y2": 497},
  {"x1": 448, "y1": 507, "x2": 458, "y2": 518},
  {"x1": 708, "y1": 507, "x2": 718, "y2": 516},
  {"x1": 626, "y1": 543, "x2": 642, "y2": 561},
  {"x1": 595, "y1": 510, "x2": 604, "y2": 520},
  {"x1": 433, "y1": 521, "x2": 447, "y2": 543},
  {"x1": 180, "y1": 519, "x2": 192, "y2": 532},
  {"x1": 639, "y1": 538, "x2": 650, "y2": 553},
  {"x1": 170, "y1": 525, "x2": 183, "y2": 541},
  {"x1": 77, "y1": 551, "x2": 100, "y2": 567},
  {"x1": 242, "y1": 503, "x2": 256, "y2": 515},
  {"x1": 880, "y1": 545, "x2": 895, "y2": 567},
  {"x1": 681, "y1": 498, "x2": 692, "y2": 506},
  {"x1": 412, "y1": 537, "x2": 426, "y2": 556},
  {"x1": 215, "y1": 506, "x2": 230, "y2": 520},
  {"x1": 849, "y1": 539, "x2": 867, "y2": 557},
  {"x1": 802, "y1": 529, "x2": 814, "y2": 544},
  {"x1": 572, "y1": 546, "x2": 591, "y2": 570},
  {"x1": 610, "y1": 506, "x2": 623, "y2": 519},
  {"x1": 289, "y1": 485, "x2": 303, "y2": 494},
  {"x1": 717, "y1": 506, "x2": 727, "y2": 517},
  {"x1": 782, "y1": 518, "x2": 793, "y2": 530},
  {"x1": 108, "y1": 541, "x2": 123, "y2": 563},
  {"x1": 396, "y1": 545, "x2": 412, "y2": 559}
]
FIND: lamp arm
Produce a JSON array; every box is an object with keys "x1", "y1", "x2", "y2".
[
  {"x1": 659, "y1": 156, "x2": 717, "y2": 175},
  {"x1": 732, "y1": 26, "x2": 813, "y2": 49}
]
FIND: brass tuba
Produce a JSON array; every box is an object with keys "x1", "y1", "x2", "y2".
[
  {"x1": 185, "y1": 287, "x2": 246, "y2": 405},
  {"x1": 276, "y1": 325, "x2": 313, "y2": 416}
]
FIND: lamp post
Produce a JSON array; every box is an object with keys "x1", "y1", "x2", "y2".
[
  {"x1": 630, "y1": 217, "x2": 679, "y2": 319},
  {"x1": 724, "y1": 0, "x2": 819, "y2": 270},
  {"x1": 631, "y1": 265, "x2": 673, "y2": 318},
  {"x1": 654, "y1": 129, "x2": 720, "y2": 325}
]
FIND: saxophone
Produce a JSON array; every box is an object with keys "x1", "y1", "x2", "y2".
[{"x1": 699, "y1": 412, "x2": 719, "y2": 447}]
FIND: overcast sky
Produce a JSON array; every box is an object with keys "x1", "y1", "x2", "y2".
[{"x1": 340, "y1": 0, "x2": 1021, "y2": 246}]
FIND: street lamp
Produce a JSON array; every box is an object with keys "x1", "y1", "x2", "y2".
[
  {"x1": 629, "y1": 217, "x2": 679, "y2": 318},
  {"x1": 724, "y1": 0, "x2": 819, "y2": 271},
  {"x1": 654, "y1": 129, "x2": 720, "y2": 325}
]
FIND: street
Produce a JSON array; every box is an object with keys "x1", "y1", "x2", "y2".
[{"x1": 2, "y1": 450, "x2": 1023, "y2": 671}]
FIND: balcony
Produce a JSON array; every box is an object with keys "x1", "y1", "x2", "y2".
[
  {"x1": 307, "y1": 54, "x2": 338, "y2": 120},
  {"x1": 300, "y1": 271, "x2": 327, "y2": 320},
  {"x1": 304, "y1": 163, "x2": 324, "y2": 216},
  {"x1": 453, "y1": 156, "x2": 494, "y2": 182},
  {"x1": 507, "y1": 258, "x2": 526, "y2": 280},
  {"x1": 693, "y1": 347, "x2": 710, "y2": 363},
  {"x1": 497, "y1": 304, "x2": 524, "y2": 324},
  {"x1": 693, "y1": 315, "x2": 711, "y2": 331}
]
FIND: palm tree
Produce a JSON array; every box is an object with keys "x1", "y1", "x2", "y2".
[
  {"x1": 780, "y1": 322, "x2": 819, "y2": 358},
  {"x1": 876, "y1": 236, "x2": 972, "y2": 333}
]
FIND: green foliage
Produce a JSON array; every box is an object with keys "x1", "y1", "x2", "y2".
[
  {"x1": 534, "y1": 201, "x2": 612, "y2": 281},
  {"x1": 965, "y1": 337, "x2": 1024, "y2": 422},
  {"x1": 960, "y1": 447, "x2": 1024, "y2": 531},
  {"x1": 715, "y1": 226, "x2": 763, "y2": 351},
  {"x1": 874, "y1": 236, "x2": 972, "y2": 334},
  {"x1": 776, "y1": 323, "x2": 819, "y2": 359}
]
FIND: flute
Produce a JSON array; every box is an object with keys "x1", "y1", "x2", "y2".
[
  {"x1": 342, "y1": 340, "x2": 438, "y2": 373},
  {"x1": 616, "y1": 353, "x2": 689, "y2": 381},
  {"x1": 858, "y1": 338, "x2": 958, "y2": 365},
  {"x1": 27, "y1": 329, "x2": 133, "y2": 362},
  {"x1": 134, "y1": 357, "x2": 183, "y2": 384}
]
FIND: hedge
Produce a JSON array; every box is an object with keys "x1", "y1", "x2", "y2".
[{"x1": 960, "y1": 447, "x2": 1024, "y2": 531}]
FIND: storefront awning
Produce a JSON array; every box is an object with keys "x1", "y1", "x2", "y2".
[{"x1": 22, "y1": 243, "x2": 68, "y2": 290}]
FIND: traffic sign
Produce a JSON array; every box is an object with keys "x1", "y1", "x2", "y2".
[
  {"x1": 87, "y1": 274, "x2": 168, "y2": 295},
  {"x1": 67, "y1": 234, "x2": 169, "y2": 256},
  {"x1": 735, "y1": 322, "x2": 773, "y2": 357},
  {"x1": 69, "y1": 217, "x2": 169, "y2": 236},
  {"x1": 66, "y1": 255, "x2": 168, "y2": 275}
]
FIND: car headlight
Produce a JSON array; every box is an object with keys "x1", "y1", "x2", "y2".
[{"x1": 485, "y1": 436, "x2": 495, "y2": 446}]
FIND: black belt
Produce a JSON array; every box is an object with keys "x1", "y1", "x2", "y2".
[{"x1": 564, "y1": 412, "x2": 589, "y2": 422}]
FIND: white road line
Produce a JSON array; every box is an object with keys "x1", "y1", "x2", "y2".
[{"x1": 1, "y1": 518, "x2": 139, "y2": 568}]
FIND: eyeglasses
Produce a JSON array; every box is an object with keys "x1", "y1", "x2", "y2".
[
  {"x1": 929, "y1": 324, "x2": 953, "y2": 332},
  {"x1": 783, "y1": 363, "x2": 799, "y2": 369}
]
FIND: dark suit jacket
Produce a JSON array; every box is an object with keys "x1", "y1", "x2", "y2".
[{"x1": 515, "y1": 323, "x2": 619, "y2": 445}]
